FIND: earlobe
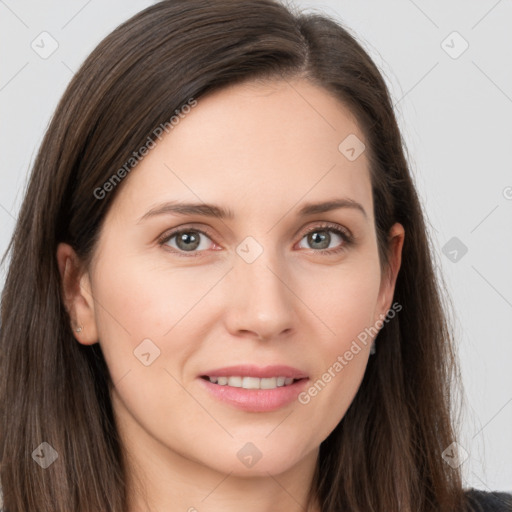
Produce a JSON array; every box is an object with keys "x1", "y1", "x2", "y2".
[{"x1": 56, "y1": 243, "x2": 98, "y2": 345}]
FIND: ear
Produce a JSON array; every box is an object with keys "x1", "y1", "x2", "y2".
[
  {"x1": 375, "y1": 222, "x2": 404, "y2": 321},
  {"x1": 56, "y1": 243, "x2": 98, "y2": 345}
]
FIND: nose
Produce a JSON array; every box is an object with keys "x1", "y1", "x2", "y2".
[{"x1": 222, "y1": 244, "x2": 296, "y2": 341}]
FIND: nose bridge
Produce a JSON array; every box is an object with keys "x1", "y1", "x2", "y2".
[
  {"x1": 226, "y1": 234, "x2": 295, "y2": 336},
  {"x1": 235, "y1": 234, "x2": 288, "y2": 301}
]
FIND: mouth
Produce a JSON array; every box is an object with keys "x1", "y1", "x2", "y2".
[{"x1": 197, "y1": 365, "x2": 309, "y2": 412}]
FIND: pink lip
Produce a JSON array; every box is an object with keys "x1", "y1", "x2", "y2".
[
  {"x1": 198, "y1": 365, "x2": 309, "y2": 413},
  {"x1": 199, "y1": 364, "x2": 308, "y2": 379},
  {"x1": 198, "y1": 378, "x2": 309, "y2": 412}
]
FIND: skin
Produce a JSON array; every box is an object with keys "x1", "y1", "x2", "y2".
[{"x1": 58, "y1": 78, "x2": 404, "y2": 512}]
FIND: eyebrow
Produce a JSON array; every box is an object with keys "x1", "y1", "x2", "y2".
[{"x1": 137, "y1": 198, "x2": 367, "y2": 222}]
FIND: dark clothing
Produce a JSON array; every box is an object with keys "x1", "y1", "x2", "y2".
[{"x1": 465, "y1": 488, "x2": 512, "y2": 511}]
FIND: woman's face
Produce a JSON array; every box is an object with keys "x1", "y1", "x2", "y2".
[{"x1": 61, "y1": 78, "x2": 403, "y2": 478}]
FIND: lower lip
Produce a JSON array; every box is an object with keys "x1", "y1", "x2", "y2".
[{"x1": 198, "y1": 377, "x2": 309, "y2": 412}]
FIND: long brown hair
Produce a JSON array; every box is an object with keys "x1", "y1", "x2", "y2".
[{"x1": 1, "y1": 0, "x2": 468, "y2": 510}]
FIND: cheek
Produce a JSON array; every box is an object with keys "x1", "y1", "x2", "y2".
[
  {"x1": 297, "y1": 253, "x2": 382, "y2": 349},
  {"x1": 89, "y1": 250, "x2": 221, "y2": 444},
  {"x1": 294, "y1": 256, "x2": 381, "y2": 424},
  {"x1": 89, "y1": 247, "x2": 228, "y2": 376}
]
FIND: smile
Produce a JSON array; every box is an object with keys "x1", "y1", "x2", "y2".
[
  {"x1": 198, "y1": 365, "x2": 309, "y2": 412},
  {"x1": 202, "y1": 375, "x2": 299, "y2": 389}
]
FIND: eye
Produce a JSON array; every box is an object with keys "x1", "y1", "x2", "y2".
[
  {"x1": 159, "y1": 227, "x2": 216, "y2": 256},
  {"x1": 297, "y1": 223, "x2": 353, "y2": 255},
  {"x1": 157, "y1": 222, "x2": 354, "y2": 257}
]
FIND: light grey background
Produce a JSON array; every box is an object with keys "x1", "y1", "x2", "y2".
[{"x1": 1, "y1": 0, "x2": 511, "y2": 493}]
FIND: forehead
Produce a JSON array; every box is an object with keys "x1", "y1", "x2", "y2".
[{"x1": 111, "y1": 78, "x2": 373, "y2": 224}]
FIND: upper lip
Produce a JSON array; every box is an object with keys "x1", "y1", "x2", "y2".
[{"x1": 200, "y1": 365, "x2": 308, "y2": 379}]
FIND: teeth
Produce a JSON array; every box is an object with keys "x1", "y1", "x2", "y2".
[
  {"x1": 260, "y1": 377, "x2": 276, "y2": 389},
  {"x1": 243, "y1": 376, "x2": 260, "y2": 389},
  {"x1": 228, "y1": 376, "x2": 242, "y2": 387},
  {"x1": 207, "y1": 376, "x2": 297, "y2": 389}
]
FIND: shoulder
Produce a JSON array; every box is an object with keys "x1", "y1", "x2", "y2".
[{"x1": 465, "y1": 488, "x2": 512, "y2": 511}]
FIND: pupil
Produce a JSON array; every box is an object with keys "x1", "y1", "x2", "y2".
[{"x1": 309, "y1": 231, "x2": 329, "y2": 249}]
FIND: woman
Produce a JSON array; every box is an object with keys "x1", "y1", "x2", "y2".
[{"x1": 0, "y1": 0, "x2": 510, "y2": 510}]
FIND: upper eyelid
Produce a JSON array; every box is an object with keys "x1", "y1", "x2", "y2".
[{"x1": 301, "y1": 222, "x2": 351, "y2": 237}]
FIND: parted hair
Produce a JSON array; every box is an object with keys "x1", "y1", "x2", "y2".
[{"x1": 1, "y1": 1, "x2": 469, "y2": 510}]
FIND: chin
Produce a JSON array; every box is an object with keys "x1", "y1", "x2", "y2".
[{"x1": 201, "y1": 437, "x2": 313, "y2": 477}]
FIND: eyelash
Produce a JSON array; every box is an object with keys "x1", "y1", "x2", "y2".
[{"x1": 157, "y1": 222, "x2": 354, "y2": 258}]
